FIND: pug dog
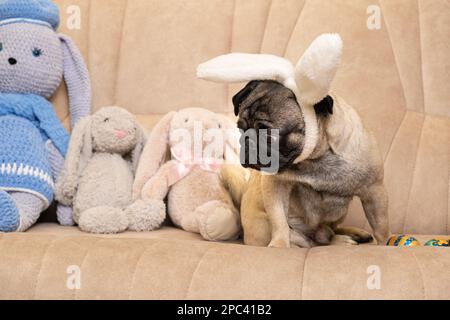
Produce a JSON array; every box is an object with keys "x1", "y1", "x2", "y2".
[
  {"x1": 234, "y1": 80, "x2": 389, "y2": 247},
  {"x1": 197, "y1": 34, "x2": 391, "y2": 248}
]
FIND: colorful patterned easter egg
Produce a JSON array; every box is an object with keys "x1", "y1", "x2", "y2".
[
  {"x1": 424, "y1": 239, "x2": 450, "y2": 247},
  {"x1": 387, "y1": 235, "x2": 421, "y2": 247}
]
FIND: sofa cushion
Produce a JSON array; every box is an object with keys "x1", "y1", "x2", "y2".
[{"x1": 1, "y1": 224, "x2": 449, "y2": 300}]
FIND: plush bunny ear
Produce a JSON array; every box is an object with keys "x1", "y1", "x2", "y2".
[
  {"x1": 55, "y1": 116, "x2": 92, "y2": 206},
  {"x1": 130, "y1": 125, "x2": 147, "y2": 175},
  {"x1": 216, "y1": 115, "x2": 241, "y2": 164},
  {"x1": 295, "y1": 33, "x2": 343, "y2": 105},
  {"x1": 61, "y1": 117, "x2": 92, "y2": 178},
  {"x1": 197, "y1": 53, "x2": 294, "y2": 84},
  {"x1": 132, "y1": 112, "x2": 176, "y2": 200},
  {"x1": 59, "y1": 34, "x2": 92, "y2": 128}
]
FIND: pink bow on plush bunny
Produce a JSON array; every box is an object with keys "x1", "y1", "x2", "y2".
[{"x1": 168, "y1": 145, "x2": 224, "y2": 187}]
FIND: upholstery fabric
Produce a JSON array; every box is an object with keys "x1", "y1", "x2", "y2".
[{"x1": 0, "y1": 0, "x2": 448, "y2": 299}]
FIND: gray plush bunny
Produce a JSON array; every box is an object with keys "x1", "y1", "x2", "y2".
[
  {"x1": 55, "y1": 107, "x2": 166, "y2": 234},
  {"x1": 0, "y1": 0, "x2": 91, "y2": 232}
]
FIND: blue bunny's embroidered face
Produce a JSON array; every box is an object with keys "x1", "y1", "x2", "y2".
[{"x1": 0, "y1": 23, "x2": 63, "y2": 98}]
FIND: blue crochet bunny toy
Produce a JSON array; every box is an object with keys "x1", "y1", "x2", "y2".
[{"x1": 0, "y1": 0, "x2": 91, "y2": 232}]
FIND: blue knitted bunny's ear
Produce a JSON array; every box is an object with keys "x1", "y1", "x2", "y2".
[{"x1": 59, "y1": 33, "x2": 91, "y2": 128}]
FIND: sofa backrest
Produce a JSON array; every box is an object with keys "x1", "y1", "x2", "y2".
[{"x1": 53, "y1": 0, "x2": 450, "y2": 235}]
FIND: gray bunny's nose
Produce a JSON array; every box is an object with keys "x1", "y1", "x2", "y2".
[{"x1": 8, "y1": 58, "x2": 17, "y2": 65}]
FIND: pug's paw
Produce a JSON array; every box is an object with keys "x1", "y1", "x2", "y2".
[
  {"x1": 268, "y1": 236, "x2": 290, "y2": 248},
  {"x1": 330, "y1": 235, "x2": 359, "y2": 246}
]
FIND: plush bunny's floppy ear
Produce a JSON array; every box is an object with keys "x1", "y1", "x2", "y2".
[
  {"x1": 216, "y1": 114, "x2": 241, "y2": 164},
  {"x1": 59, "y1": 34, "x2": 92, "y2": 128},
  {"x1": 132, "y1": 112, "x2": 176, "y2": 200},
  {"x1": 130, "y1": 125, "x2": 147, "y2": 175},
  {"x1": 55, "y1": 116, "x2": 93, "y2": 205},
  {"x1": 197, "y1": 33, "x2": 343, "y2": 162}
]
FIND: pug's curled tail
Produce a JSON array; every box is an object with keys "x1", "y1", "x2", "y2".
[{"x1": 220, "y1": 165, "x2": 249, "y2": 209}]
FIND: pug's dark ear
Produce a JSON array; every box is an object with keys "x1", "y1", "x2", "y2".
[
  {"x1": 232, "y1": 81, "x2": 260, "y2": 116},
  {"x1": 314, "y1": 95, "x2": 333, "y2": 117}
]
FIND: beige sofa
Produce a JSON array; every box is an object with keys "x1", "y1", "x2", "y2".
[{"x1": 1, "y1": 0, "x2": 449, "y2": 300}]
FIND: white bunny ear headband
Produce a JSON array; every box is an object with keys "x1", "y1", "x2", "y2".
[{"x1": 197, "y1": 33, "x2": 343, "y2": 162}]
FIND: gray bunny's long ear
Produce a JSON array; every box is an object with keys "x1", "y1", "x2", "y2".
[
  {"x1": 130, "y1": 126, "x2": 147, "y2": 175},
  {"x1": 59, "y1": 33, "x2": 92, "y2": 128},
  {"x1": 55, "y1": 117, "x2": 92, "y2": 206}
]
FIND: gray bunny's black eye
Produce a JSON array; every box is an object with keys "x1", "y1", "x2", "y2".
[
  {"x1": 0, "y1": 43, "x2": 3, "y2": 52},
  {"x1": 32, "y1": 48, "x2": 42, "y2": 57}
]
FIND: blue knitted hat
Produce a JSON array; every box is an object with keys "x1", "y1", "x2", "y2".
[{"x1": 0, "y1": 0, "x2": 60, "y2": 30}]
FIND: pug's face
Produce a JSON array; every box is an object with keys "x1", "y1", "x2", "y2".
[
  {"x1": 233, "y1": 80, "x2": 305, "y2": 173},
  {"x1": 233, "y1": 80, "x2": 334, "y2": 173}
]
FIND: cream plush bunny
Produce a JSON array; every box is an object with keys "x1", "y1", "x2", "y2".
[
  {"x1": 56, "y1": 107, "x2": 166, "y2": 234},
  {"x1": 133, "y1": 108, "x2": 245, "y2": 241}
]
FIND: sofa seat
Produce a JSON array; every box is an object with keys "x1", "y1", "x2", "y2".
[{"x1": 0, "y1": 223, "x2": 449, "y2": 300}]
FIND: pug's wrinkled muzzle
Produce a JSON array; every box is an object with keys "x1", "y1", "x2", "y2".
[{"x1": 239, "y1": 132, "x2": 282, "y2": 174}]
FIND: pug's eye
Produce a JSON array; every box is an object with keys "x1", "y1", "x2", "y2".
[
  {"x1": 104, "y1": 118, "x2": 109, "y2": 123},
  {"x1": 218, "y1": 123, "x2": 222, "y2": 129},
  {"x1": 299, "y1": 126, "x2": 305, "y2": 135},
  {"x1": 32, "y1": 48, "x2": 42, "y2": 57}
]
